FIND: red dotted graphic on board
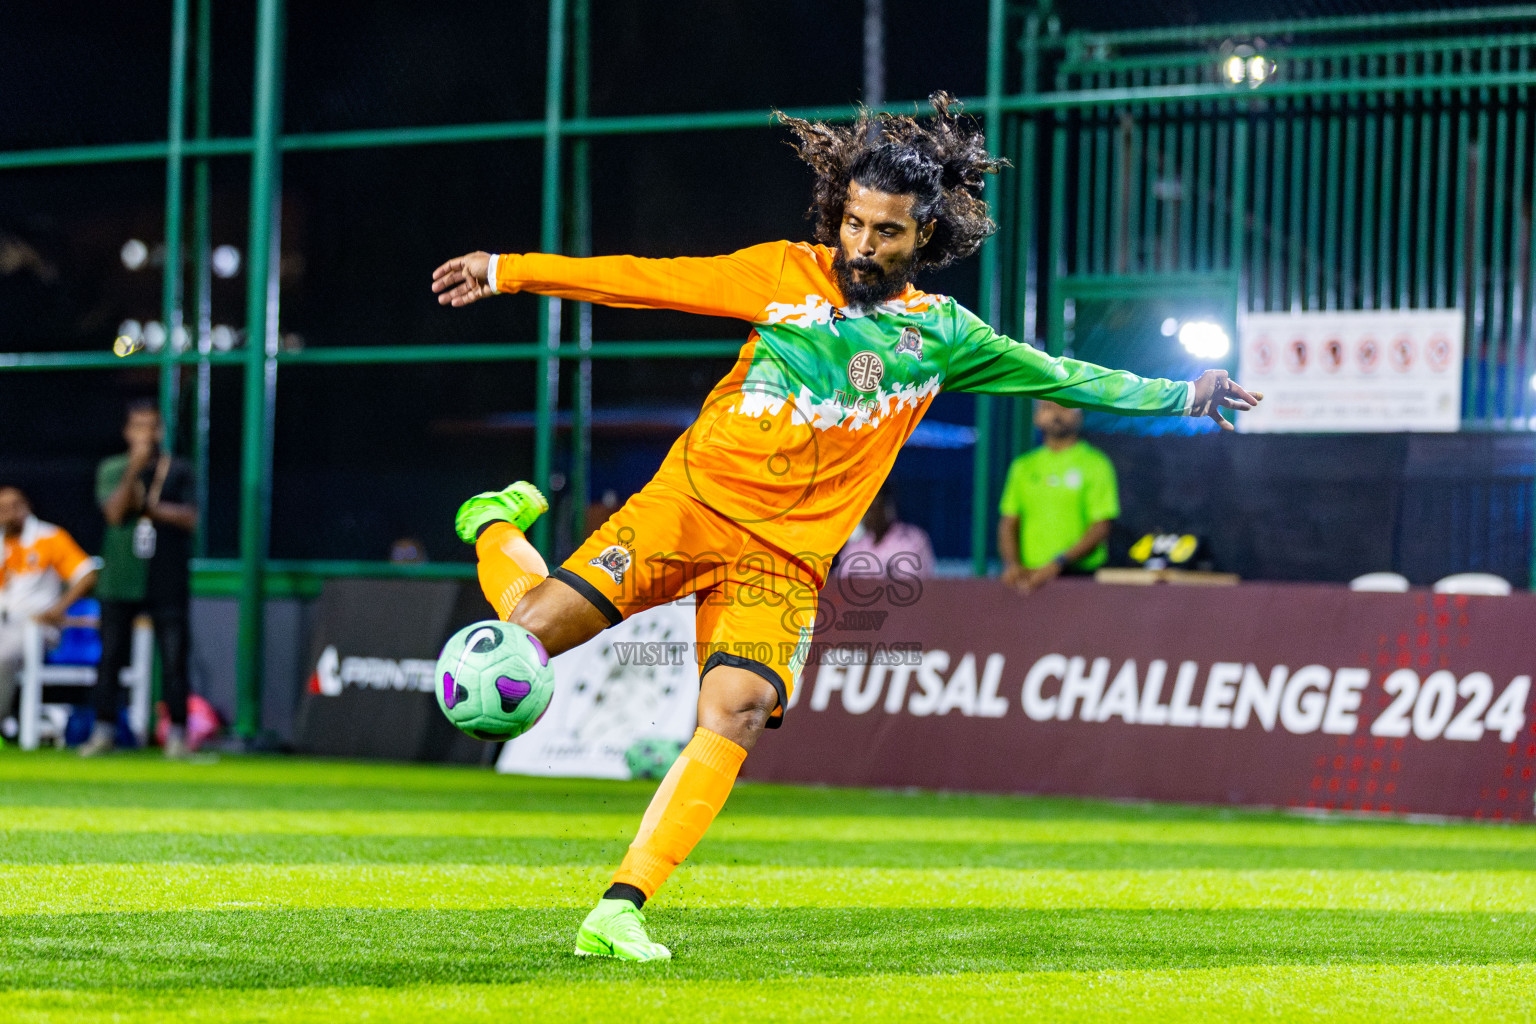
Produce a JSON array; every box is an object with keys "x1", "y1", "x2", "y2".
[
  {"x1": 1300, "y1": 590, "x2": 1530, "y2": 819},
  {"x1": 1475, "y1": 735, "x2": 1535, "y2": 821},
  {"x1": 1305, "y1": 732, "x2": 1401, "y2": 813}
]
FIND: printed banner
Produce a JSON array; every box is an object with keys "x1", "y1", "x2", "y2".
[
  {"x1": 294, "y1": 578, "x2": 495, "y2": 763},
  {"x1": 742, "y1": 578, "x2": 1535, "y2": 820},
  {"x1": 1238, "y1": 309, "x2": 1464, "y2": 432},
  {"x1": 497, "y1": 598, "x2": 698, "y2": 779}
]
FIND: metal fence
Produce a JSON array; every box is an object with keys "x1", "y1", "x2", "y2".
[{"x1": 5, "y1": 2, "x2": 1536, "y2": 735}]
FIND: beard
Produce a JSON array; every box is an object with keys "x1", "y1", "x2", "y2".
[{"x1": 833, "y1": 246, "x2": 919, "y2": 309}]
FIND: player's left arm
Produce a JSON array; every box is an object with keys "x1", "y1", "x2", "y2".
[{"x1": 944, "y1": 308, "x2": 1260, "y2": 430}]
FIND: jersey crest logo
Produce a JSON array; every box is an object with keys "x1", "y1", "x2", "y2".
[
  {"x1": 589, "y1": 544, "x2": 631, "y2": 584},
  {"x1": 894, "y1": 326, "x2": 923, "y2": 360},
  {"x1": 848, "y1": 351, "x2": 885, "y2": 393}
]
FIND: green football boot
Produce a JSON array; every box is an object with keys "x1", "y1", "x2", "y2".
[
  {"x1": 573, "y1": 899, "x2": 672, "y2": 961},
  {"x1": 454, "y1": 481, "x2": 548, "y2": 543}
]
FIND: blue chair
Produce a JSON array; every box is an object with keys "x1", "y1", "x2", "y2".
[{"x1": 45, "y1": 598, "x2": 103, "y2": 666}]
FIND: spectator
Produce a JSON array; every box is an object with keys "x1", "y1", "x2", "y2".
[
  {"x1": 79, "y1": 401, "x2": 198, "y2": 758},
  {"x1": 836, "y1": 485, "x2": 935, "y2": 581},
  {"x1": 997, "y1": 400, "x2": 1119, "y2": 594},
  {"x1": 0, "y1": 487, "x2": 99, "y2": 730}
]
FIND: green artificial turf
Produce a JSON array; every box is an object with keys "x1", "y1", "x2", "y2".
[{"x1": 1, "y1": 749, "x2": 1532, "y2": 1022}]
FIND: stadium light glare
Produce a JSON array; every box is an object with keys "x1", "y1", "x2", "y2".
[
  {"x1": 1160, "y1": 317, "x2": 1179, "y2": 337},
  {"x1": 1178, "y1": 320, "x2": 1230, "y2": 359},
  {"x1": 1248, "y1": 56, "x2": 1271, "y2": 83},
  {"x1": 120, "y1": 239, "x2": 148, "y2": 271},
  {"x1": 142, "y1": 320, "x2": 166, "y2": 353},
  {"x1": 1224, "y1": 56, "x2": 1246, "y2": 83},
  {"x1": 212, "y1": 244, "x2": 242, "y2": 279}
]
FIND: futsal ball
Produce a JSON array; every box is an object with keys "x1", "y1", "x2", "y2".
[{"x1": 434, "y1": 621, "x2": 554, "y2": 741}]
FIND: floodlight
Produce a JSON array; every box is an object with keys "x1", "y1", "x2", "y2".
[
  {"x1": 212, "y1": 244, "x2": 241, "y2": 279},
  {"x1": 120, "y1": 239, "x2": 149, "y2": 271},
  {"x1": 1178, "y1": 320, "x2": 1231, "y2": 359}
]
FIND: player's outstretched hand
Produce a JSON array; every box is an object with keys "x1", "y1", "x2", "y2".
[
  {"x1": 1190, "y1": 369, "x2": 1262, "y2": 432},
  {"x1": 432, "y1": 251, "x2": 495, "y2": 307}
]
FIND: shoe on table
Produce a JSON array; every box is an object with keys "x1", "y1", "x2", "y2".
[
  {"x1": 573, "y1": 898, "x2": 672, "y2": 962},
  {"x1": 455, "y1": 482, "x2": 548, "y2": 544},
  {"x1": 77, "y1": 722, "x2": 115, "y2": 758},
  {"x1": 164, "y1": 725, "x2": 189, "y2": 759}
]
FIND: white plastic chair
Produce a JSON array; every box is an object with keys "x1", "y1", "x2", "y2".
[
  {"x1": 18, "y1": 614, "x2": 153, "y2": 750},
  {"x1": 1349, "y1": 572, "x2": 1411, "y2": 593},
  {"x1": 1432, "y1": 573, "x2": 1513, "y2": 596}
]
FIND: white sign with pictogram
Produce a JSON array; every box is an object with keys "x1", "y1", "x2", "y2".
[
  {"x1": 1238, "y1": 310, "x2": 1463, "y2": 432},
  {"x1": 497, "y1": 598, "x2": 698, "y2": 780}
]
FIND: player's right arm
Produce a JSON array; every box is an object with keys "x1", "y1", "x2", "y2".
[{"x1": 431, "y1": 242, "x2": 788, "y2": 321}]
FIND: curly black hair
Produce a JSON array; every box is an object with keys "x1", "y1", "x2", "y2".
[{"x1": 776, "y1": 92, "x2": 1008, "y2": 272}]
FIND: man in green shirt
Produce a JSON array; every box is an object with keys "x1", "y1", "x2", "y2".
[
  {"x1": 80, "y1": 401, "x2": 198, "y2": 757},
  {"x1": 998, "y1": 400, "x2": 1120, "y2": 593}
]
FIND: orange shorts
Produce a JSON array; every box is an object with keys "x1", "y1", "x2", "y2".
[{"x1": 553, "y1": 480, "x2": 826, "y2": 727}]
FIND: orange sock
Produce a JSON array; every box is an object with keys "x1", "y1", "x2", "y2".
[
  {"x1": 611, "y1": 727, "x2": 747, "y2": 899},
  {"x1": 475, "y1": 522, "x2": 549, "y2": 621}
]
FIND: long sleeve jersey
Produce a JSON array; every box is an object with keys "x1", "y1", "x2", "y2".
[{"x1": 492, "y1": 240, "x2": 1191, "y2": 573}]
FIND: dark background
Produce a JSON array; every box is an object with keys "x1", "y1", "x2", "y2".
[{"x1": 0, "y1": 0, "x2": 1530, "y2": 585}]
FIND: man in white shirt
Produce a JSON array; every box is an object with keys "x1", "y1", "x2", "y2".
[{"x1": 0, "y1": 487, "x2": 100, "y2": 724}]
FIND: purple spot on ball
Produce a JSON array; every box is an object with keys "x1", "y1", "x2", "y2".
[
  {"x1": 527, "y1": 634, "x2": 549, "y2": 667},
  {"x1": 442, "y1": 671, "x2": 458, "y2": 709},
  {"x1": 495, "y1": 676, "x2": 532, "y2": 712}
]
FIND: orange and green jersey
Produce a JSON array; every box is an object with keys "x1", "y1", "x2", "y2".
[{"x1": 491, "y1": 241, "x2": 1191, "y2": 576}]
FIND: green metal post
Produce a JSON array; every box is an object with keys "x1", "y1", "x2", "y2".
[
  {"x1": 1517, "y1": 49, "x2": 1534, "y2": 423},
  {"x1": 1377, "y1": 69, "x2": 1396, "y2": 312},
  {"x1": 1322, "y1": 58, "x2": 1341, "y2": 309},
  {"x1": 1092, "y1": 72, "x2": 1109, "y2": 274},
  {"x1": 1341, "y1": 58, "x2": 1359, "y2": 310},
  {"x1": 1415, "y1": 54, "x2": 1434, "y2": 311},
  {"x1": 532, "y1": 0, "x2": 568, "y2": 554},
  {"x1": 1251, "y1": 118, "x2": 1267, "y2": 309},
  {"x1": 570, "y1": 0, "x2": 592, "y2": 550},
  {"x1": 236, "y1": 0, "x2": 284, "y2": 739},
  {"x1": 1229, "y1": 115, "x2": 1249, "y2": 351},
  {"x1": 1488, "y1": 49, "x2": 1509, "y2": 423},
  {"x1": 1466, "y1": 67, "x2": 1487, "y2": 421},
  {"x1": 191, "y1": 0, "x2": 213, "y2": 557},
  {"x1": 1047, "y1": 91, "x2": 1068, "y2": 353},
  {"x1": 1178, "y1": 66, "x2": 1195, "y2": 272},
  {"x1": 970, "y1": 0, "x2": 1005, "y2": 576},
  {"x1": 1016, "y1": 11, "x2": 1040, "y2": 340},
  {"x1": 1306, "y1": 88, "x2": 1323, "y2": 310},
  {"x1": 159, "y1": 0, "x2": 190, "y2": 448},
  {"x1": 1012, "y1": 12, "x2": 1041, "y2": 461}
]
